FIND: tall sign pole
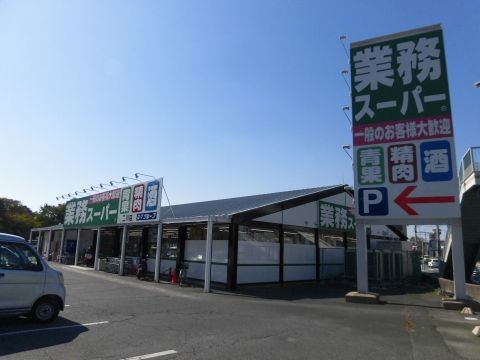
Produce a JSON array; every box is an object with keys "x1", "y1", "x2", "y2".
[
  {"x1": 154, "y1": 177, "x2": 164, "y2": 282},
  {"x1": 349, "y1": 24, "x2": 466, "y2": 300}
]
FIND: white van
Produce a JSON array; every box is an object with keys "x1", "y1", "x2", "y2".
[{"x1": 0, "y1": 233, "x2": 66, "y2": 323}]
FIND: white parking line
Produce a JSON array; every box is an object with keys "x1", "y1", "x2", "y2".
[
  {"x1": 82, "y1": 321, "x2": 110, "y2": 326},
  {"x1": 0, "y1": 321, "x2": 109, "y2": 337},
  {"x1": 464, "y1": 317, "x2": 478, "y2": 321},
  {"x1": 122, "y1": 350, "x2": 177, "y2": 360}
]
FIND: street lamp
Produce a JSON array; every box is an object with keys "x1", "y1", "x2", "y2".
[
  {"x1": 109, "y1": 180, "x2": 128, "y2": 187},
  {"x1": 342, "y1": 145, "x2": 353, "y2": 160},
  {"x1": 342, "y1": 106, "x2": 352, "y2": 126},
  {"x1": 339, "y1": 34, "x2": 349, "y2": 59},
  {"x1": 135, "y1": 172, "x2": 155, "y2": 179},
  {"x1": 340, "y1": 69, "x2": 351, "y2": 91},
  {"x1": 122, "y1": 176, "x2": 141, "y2": 183}
]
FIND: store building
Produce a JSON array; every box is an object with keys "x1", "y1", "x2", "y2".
[{"x1": 30, "y1": 184, "x2": 410, "y2": 290}]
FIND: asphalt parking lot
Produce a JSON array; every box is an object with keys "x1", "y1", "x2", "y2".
[{"x1": 0, "y1": 264, "x2": 479, "y2": 360}]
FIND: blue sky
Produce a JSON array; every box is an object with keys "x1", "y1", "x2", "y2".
[{"x1": 1, "y1": 0, "x2": 479, "y2": 213}]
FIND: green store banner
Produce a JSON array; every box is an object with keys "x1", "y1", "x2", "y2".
[
  {"x1": 350, "y1": 25, "x2": 460, "y2": 221},
  {"x1": 318, "y1": 201, "x2": 355, "y2": 233},
  {"x1": 351, "y1": 26, "x2": 451, "y2": 127},
  {"x1": 63, "y1": 189, "x2": 121, "y2": 228}
]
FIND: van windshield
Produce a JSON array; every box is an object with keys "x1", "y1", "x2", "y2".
[{"x1": 0, "y1": 242, "x2": 43, "y2": 271}]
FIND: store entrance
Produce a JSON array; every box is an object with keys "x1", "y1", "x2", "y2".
[{"x1": 124, "y1": 226, "x2": 158, "y2": 275}]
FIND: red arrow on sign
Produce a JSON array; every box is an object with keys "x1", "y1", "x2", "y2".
[{"x1": 394, "y1": 185, "x2": 456, "y2": 216}]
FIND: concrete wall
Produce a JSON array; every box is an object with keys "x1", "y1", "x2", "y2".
[{"x1": 439, "y1": 277, "x2": 480, "y2": 302}]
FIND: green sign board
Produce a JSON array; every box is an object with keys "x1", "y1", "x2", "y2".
[
  {"x1": 351, "y1": 25, "x2": 460, "y2": 222},
  {"x1": 351, "y1": 26, "x2": 450, "y2": 126},
  {"x1": 63, "y1": 189, "x2": 121, "y2": 228},
  {"x1": 357, "y1": 146, "x2": 385, "y2": 185},
  {"x1": 63, "y1": 179, "x2": 163, "y2": 228},
  {"x1": 318, "y1": 201, "x2": 355, "y2": 233}
]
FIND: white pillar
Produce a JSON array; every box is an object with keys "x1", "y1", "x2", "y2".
[
  {"x1": 204, "y1": 218, "x2": 214, "y2": 293},
  {"x1": 119, "y1": 225, "x2": 127, "y2": 275},
  {"x1": 74, "y1": 229, "x2": 81, "y2": 266},
  {"x1": 451, "y1": 221, "x2": 467, "y2": 300},
  {"x1": 94, "y1": 228, "x2": 101, "y2": 270},
  {"x1": 45, "y1": 230, "x2": 53, "y2": 261},
  {"x1": 29, "y1": 230, "x2": 33, "y2": 243},
  {"x1": 59, "y1": 229, "x2": 65, "y2": 263},
  {"x1": 355, "y1": 222, "x2": 368, "y2": 293},
  {"x1": 37, "y1": 231, "x2": 42, "y2": 252},
  {"x1": 154, "y1": 177, "x2": 164, "y2": 282},
  {"x1": 154, "y1": 223, "x2": 163, "y2": 282}
]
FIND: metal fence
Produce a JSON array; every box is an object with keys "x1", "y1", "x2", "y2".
[
  {"x1": 459, "y1": 147, "x2": 480, "y2": 183},
  {"x1": 345, "y1": 250, "x2": 421, "y2": 282},
  {"x1": 318, "y1": 247, "x2": 345, "y2": 280}
]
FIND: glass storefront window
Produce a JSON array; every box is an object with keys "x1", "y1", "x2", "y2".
[
  {"x1": 237, "y1": 225, "x2": 279, "y2": 265},
  {"x1": 99, "y1": 228, "x2": 121, "y2": 258},
  {"x1": 184, "y1": 224, "x2": 230, "y2": 240},
  {"x1": 284, "y1": 230, "x2": 315, "y2": 245},
  {"x1": 239, "y1": 225, "x2": 279, "y2": 243},
  {"x1": 213, "y1": 225, "x2": 229, "y2": 264},
  {"x1": 213, "y1": 225, "x2": 230, "y2": 240},
  {"x1": 186, "y1": 225, "x2": 206, "y2": 240},
  {"x1": 161, "y1": 226, "x2": 178, "y2": 260},
  {"x1": 147, "y1": 226, "x2": 158, "y2": 258},
  {"x1": 125, "y1": 229, "x2": 142, "y2": 257}
]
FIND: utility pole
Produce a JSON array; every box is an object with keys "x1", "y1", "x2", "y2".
[
  {"x1": 436, "y1": 225, "x2": 441, "y2": 260},
  {"x1": 415, "y1": 225, "x2": 421, "y2": 270}
]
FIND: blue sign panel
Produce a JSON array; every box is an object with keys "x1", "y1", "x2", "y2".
[
  {"x1": 358, "y1": 187, "x2": 389, "y2": 216},
  {"x1": 145, "y1": 180, "x2": 160, "y2": 211},
  {"x1": 117, "y1": 178, "x2": 162, "y2": 224},
  {"x1": 420, "y1": 140, "x2": 452, "y2": 182},
  {"x1": 136, "y1": 212, "x2": 157, "y2": 221}
]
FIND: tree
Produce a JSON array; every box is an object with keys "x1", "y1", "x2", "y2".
[
  {"x1": 0, "y1": 199, "x2": 67, "y2": 239},
  {"x1": 35, "y1": 203, "x2": 66, "y2": 227},
  {"x1": 0, "y1": 198, "x2": 39, "y2": 238}
]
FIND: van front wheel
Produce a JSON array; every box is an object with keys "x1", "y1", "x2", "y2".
[{"x1": 32, "y1": 299, "x2": 59, "y2": 323}]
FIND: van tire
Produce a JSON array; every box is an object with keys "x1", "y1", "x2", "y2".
[{"x1": 31, "y1": 298, "x2": 60, "y2": 323}]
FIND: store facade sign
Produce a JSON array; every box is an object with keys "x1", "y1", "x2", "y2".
[
  {"x1": 63, "y1": 189, "x2": 121, "y2": 228},
  {"x1": 63, "y1": 178, "x2": 163, "y2": 228},
  {"x1": 117, "y1": 179, "x2": 163, "y2": 224},
  {"x1": 318, "y1": 201, "x2": 356, "y2": 233},
  {"x1": 350, "y1": 24, "x2": 460, "y2": 222}
]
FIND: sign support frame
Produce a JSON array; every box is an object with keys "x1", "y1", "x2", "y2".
[{"x1": 355, "y1": 221, "x2": 368, "y2": 293}]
